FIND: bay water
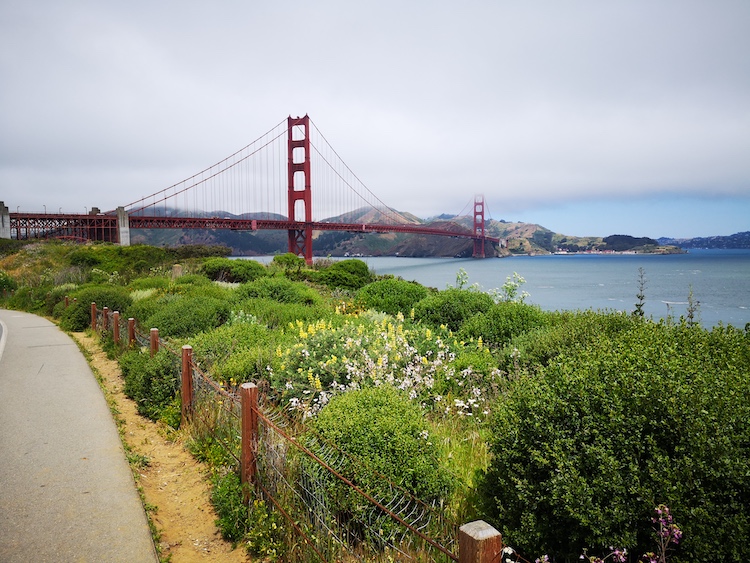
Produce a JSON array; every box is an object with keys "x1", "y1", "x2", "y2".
[
  {"x1": 243, "y1": 250, "x2": 750, "y2": 329},
  {"x1": 361, "y1": 249, "x2": 750, "y2": 329}
]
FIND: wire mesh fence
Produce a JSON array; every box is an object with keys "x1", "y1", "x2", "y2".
[{"x1": 90, "y1": 301, "x2": 461, "y2": 562}]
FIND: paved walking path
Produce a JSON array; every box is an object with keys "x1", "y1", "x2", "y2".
[{"x1": 0, "y1": 309, "x2": 159, "y2": 563}]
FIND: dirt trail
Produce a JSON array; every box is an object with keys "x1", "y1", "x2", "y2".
[{"x1": 73, "y1": 333, "x2": 251, "y2": 563}]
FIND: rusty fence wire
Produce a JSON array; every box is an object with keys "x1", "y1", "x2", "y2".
[{"x1": 92, "y1": 304, "x2": 460, "y2": 562}]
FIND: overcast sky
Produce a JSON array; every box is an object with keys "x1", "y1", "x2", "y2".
[{"x1": 2, "y1": 0, "x2": 749, "y2": 239}]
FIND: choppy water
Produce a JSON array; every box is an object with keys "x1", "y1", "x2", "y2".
[
  {"x1": 242, "y1": 250, "x2": 750, "y2": 329},
  {"x1": 361, "y1": 250, "x2": 750, "y2": 329}
]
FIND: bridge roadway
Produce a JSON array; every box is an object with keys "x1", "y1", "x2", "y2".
[
  {"x1": 2, "y1": 210, "x2": 501, "y2": 246},
  {"x1": 127, "y1": 216, "x2": 502, "y2": 242}
]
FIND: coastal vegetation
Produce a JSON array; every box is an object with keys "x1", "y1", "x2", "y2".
[{"x1": 1, "y1": 240, "x2": 748, "y2": 562}]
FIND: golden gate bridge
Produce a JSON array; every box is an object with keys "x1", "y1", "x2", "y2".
[{"x1": 1, "y1": 115, "x2": 499, "y2": 263}]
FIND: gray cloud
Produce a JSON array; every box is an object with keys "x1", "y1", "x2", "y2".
[{"x1": 2, "y1": 0, "x2": 749, "y2": 235}]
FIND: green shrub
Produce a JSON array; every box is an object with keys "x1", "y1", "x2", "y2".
[
  {"x1": 500, "y1": 310, "x2": 637, "y2": 373},
  {"x1": 0, "y1": 269, "x2": 18, "y2": 292},
  {"x1": 143, "y1": 295, "x2": 230, "y2": 338},
  {"x1": 128, "y1": 276, "x2": 170, "y2": 290},
  {"x1": 171, "y1": 273, "x2": 211, "y2": 287},
  {"x1": 202, "y1": 257, "x2": 267, "y2": 283},
  {"x1": 413, "y1": 288, "x2": 493, "y2": 332},
  {"x1": 59, "y1": 285, "x2": 133, "y2": 331},
  {"x1": 119, "y1": 349, "x2": 180, "y2": 422},
  {"x1": 356, "y1": 277, "x2": 428, "y2": 316},
  {"x1": 238, "y1": 298, "x2": 331, "y2": 329},
  {"x1": 209, "y1": 471, "x2": 285, "y2": 558},
  {"x1": 315, "y1": 259, "x2": 373, "y2": 290},
  {"x1": 237, "y1": 276, "x2": 320, "y2": 305},
  {"x1": 304, "y1": 386, "x2": 453, "y2": 544},
  {"x1": 5, "y1": 286, "x2": 46, "y2": 312},
  {"x1": 210, "y1": 470, "x2": 249, "y2": 542},
  {"x1": 479, "y1": 321, "x2": 750, "y2": 562},
  {"x1": 459, "y1": 301, "x2": 549, "y2": 346},
  {"x1": 271, "y1": 252, "x2": 305, "y2": 272},
  {"x1": 44, "y1": 283, "x2": 78, "y2": 316},
  {"x1": 189, "y1": 321, "x2": 273, "y2": 384}
]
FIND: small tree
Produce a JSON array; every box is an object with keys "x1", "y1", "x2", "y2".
[
  {"x1": 633, "y1": 267, "x2": 646, "y2": 317},
  {"x1": 272, "y1": 252, "x2": 305, "y2": 273},
  {"x1": 686, "y1": 285, "x2": 700, "y2": 327}
]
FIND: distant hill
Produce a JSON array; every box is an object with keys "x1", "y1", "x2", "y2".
[
  {"x1": 129, "y1": 206, "x2": 683, "y2": 256},
  {"x1": 658, "y1": 231, "x2": 750, "y2": 249}
]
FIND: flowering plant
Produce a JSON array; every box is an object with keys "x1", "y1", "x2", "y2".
[{"x1": 270, "y1": 311, "x2": 500, "y2": 419}]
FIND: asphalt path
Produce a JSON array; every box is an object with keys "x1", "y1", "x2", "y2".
[{"x1": 0, "y1": 309, "x2": 158, "y2": 562}]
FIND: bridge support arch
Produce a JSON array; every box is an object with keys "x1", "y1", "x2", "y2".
[
  {"x1": 116, "y1": 206, "x2": 131, "y2": 246},
  {"x1": 0, "y1": 202, "x2": 10, "y2": 240},
  {"x1": 287, "y1": 115, "x2": 313, "y2": 265}
]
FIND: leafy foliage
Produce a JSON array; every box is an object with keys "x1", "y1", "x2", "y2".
[
  {"x1": 237, "y1": 276, "x2": 320, "y2": 305},
  {"x1": 499, "y1": 310, "x2": 638, "y2": 373},
  {"x1": 141, "y1": 295, "x2": 230, "y2": 338},
  {"x1": 0, "y1": 269, "x2": 18, "y2": 292},
  {"x1": 272, "y1": 314, "x2": 499, "y2": 420},
  {"x1": 304, "y1": 386, "x2": 453, "y2": 544},
  {"x1": 58, "y1": 285, "x2": 133, "y2": 331},
  {"x1": 480, "y1": 321, "x2": 750, "y2": 562},
  {"x1": 119, "y1": 349, "x2": 180, "y2": 423},
  {"x1": 356, "y1": 277, "x2": 428, "y2": 316},
  {"x1": 413, "y1": 287, "x2": 493, "y2": 331},
  {"x1": 459, "y1": 301, "x2": 549, "y2": 346},
  {"x1": 238, "y1": 297, "x2": 331, "y2": 329},
  {"x1": 188, "y1": 319, "x2": 274, "y2": 385},
  {"x1": 315, "y1": 258, "x2": 373, "y2": 290},
  {"x1": 201, "y1": 257, "x2": 267, "y2": 283},
  {"x1": 210, "y1": 470, "x2": 249, "y2": 542},
  {"x1": 271, "y1": 252, "x2": 305, "y2": 273}
]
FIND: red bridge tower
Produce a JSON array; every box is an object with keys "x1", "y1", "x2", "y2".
[
  {"x1": 473, "y1": 194, "x2": 486, "y2": 258},
  {"x1": 287, "y1": 115, "x2": 313, "y2": 264}
]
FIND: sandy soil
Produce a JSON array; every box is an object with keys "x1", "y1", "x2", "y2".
[{"x1": 73, "y1": 333, "x2": 251, "y2": 563}]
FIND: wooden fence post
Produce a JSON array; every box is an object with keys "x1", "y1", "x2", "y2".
[
  {"x1": 181, "y1": 345, "x2": 193, "y2": 426},
  {"x1": 90, "y1": 302, "x2": 97, "y2": 331},
  {"x1": 240, "y1": 382, "x2": 259, "y2": 498},
  {"x1": 102, "y1": 306, "x2": 109, "y2": 331},
  {"x1": 459, "y1": 520, "x2": 503, "y2": 563},
  {"x1": 150, "y1": 328, "x2": 159, "y2": 357},
  {"x1": 113, "y1": 311, "x2": 120, "y2": 343},
  {"x1": 128, "y1": 318, "x2": 135, "y2": 347}
]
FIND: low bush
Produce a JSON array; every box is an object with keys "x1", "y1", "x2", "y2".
[
  {"x1": 142, "y1": 295, "x2": 230, "y2": 338},
  {"x1": 304, "y1": 386, "x2": 453, "y2": 545},
  {"x1": 43, "y1": 283, "x2": 78, "y2": 316},
  {"x1": 459, "y1": 301, "x2": 549, "y2": 346},
  {"x1": 356, "y1": 277, "x2": 428, "y2": 316},
  {"x1": 413, "y1": 288, "x2": 493, "y2": 332},
  {"x1": 237, "y1": 276, "x2": 320, "y2": 305},
  {"x1": 128, "y1": 276, "x2": 170, "y2": 290},
  {"x1": 0, "y1": 269, "x2": 19, "y2": 292},
  {"x1": 238, "y1": 298, "x2": 332, "y2": 329},
  {"x1": 202, "y1": 257, "x2": 267, "y2": 283},
  {"x1": 189, "y1": 320, "x2": 273, "y2": 385},
  {"x1": 479, "y1": 321, "x2": 750, "y2": 562},
  {"x1": 210, "y1": 470, "x2": 249, "y2": 542},
  {"x1": 119, "y1": 349, "x2": 180, "y2": 423},
  {"x1": 315, "y1": 259, "x2": 373, "y2": 290},
  {"x1": 499, "y1": 310, "x2": 637, "y2": 373},
  {"x1": 58, "y1": 285, "x2": 133, "y2": 331}
]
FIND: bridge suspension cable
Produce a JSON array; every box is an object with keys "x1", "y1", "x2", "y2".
[
  {"x1": 308, "y1": 118, "x2": 414, "y2": 226},
  {"x1": 120, "y1": 118, "x2": 288, "y2": 218}
]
